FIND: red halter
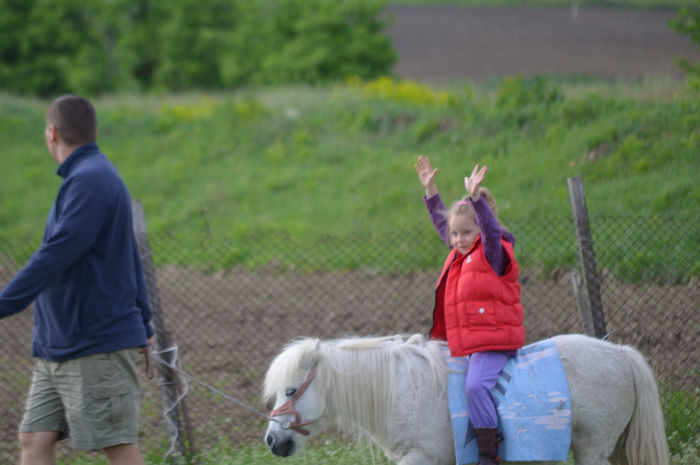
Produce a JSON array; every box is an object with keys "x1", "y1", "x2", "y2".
[{"x1": 269, "y1": 364, "x2": 320, "y2": 436}]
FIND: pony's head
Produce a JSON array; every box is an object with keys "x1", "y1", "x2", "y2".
[
  {"x1": 263, "y1": 334, "x2": 447, "y2": 458},
  {"x1": 263, "y1": 338, "x2": 326, "y2": 457}
]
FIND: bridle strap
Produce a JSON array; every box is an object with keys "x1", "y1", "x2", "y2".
[{"x1": 269, "y1": 364, "x2": 319, "y2": 436}]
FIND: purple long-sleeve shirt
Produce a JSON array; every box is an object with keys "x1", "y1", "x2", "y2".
[{"x1": 424, "y1": 194, "x2": 515, "y2": 276}]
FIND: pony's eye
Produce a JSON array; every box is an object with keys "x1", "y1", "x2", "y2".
[{"x1": 285, "y1": 387, "x2": 297, "y2": 397}]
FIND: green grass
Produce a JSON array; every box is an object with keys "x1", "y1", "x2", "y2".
[
  {"x1": 47, "y1": 382, "x2": 699, "y2": 464},
  {"x1": 0, "y1": 76, "x2": 698, "y2": 281},
  {"x1": 56, "y1": 438, "x2": 396, "y2": 465},
  {"x1": 663, "y1": 385, "x2": 700, "y2": 454},
  {"x1": 59, "y1": 436, "x2": 569, "y2": 465},
  {"x1": 54, "y1": 431, "x2": 700, "y2": 465}
]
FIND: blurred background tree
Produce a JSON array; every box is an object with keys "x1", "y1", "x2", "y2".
[
  {"x1": 669, "y1": 0, "x2": 700, "y2": 89},
  {"x1": 0, "y1": 0, "x2": 395, "y2": 96}
]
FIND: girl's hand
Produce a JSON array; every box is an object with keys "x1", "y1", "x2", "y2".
[
  {"x1": 464, "y1": 164, "x2": 487, "y2": 200},
  {"x1": 415, "y1": 155, "x2": 439, "y2": 197}
]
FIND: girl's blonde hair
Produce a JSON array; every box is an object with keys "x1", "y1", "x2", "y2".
[{"x1": 443, "y1": 187, "x2": 511, "y2": 234}]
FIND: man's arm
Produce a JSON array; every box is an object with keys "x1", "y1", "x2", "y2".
[
  {"x1": 0, "y1": 177, "x2": 108, "y2": 317},
  {"x1": 132, "y1": 237, "x2": 154, "y2": 339}
]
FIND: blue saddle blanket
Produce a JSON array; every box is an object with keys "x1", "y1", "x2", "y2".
[{"x1": 443, "y1": 339, "x2": 572, "y2": 464}]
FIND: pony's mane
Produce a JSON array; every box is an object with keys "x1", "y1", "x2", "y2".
[
  {"x1": 263, "y1": 334, "x2": 447, "y2": 446},
  {"x1": 263, "y1": 337, "x2": 321, "y2": 401}
]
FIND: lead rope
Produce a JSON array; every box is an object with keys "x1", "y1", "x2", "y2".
[
  {"x1": 146, "y1": 344, "x2": 281, "y2": 457},
  {"x1": 149, "y1": 344, "x2": 191, "y2": 459},
  {"x1": 149, "y1": 344, "x2": 277, "y2": 423}
]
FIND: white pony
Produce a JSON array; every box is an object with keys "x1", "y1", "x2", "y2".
[{"x1": 263, "y1": 333, "x2": 668, "y2": 465}]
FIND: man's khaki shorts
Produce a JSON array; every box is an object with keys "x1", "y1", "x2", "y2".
[{"x1": 19, "y1": 348, "x2": 141, "y2": 450}]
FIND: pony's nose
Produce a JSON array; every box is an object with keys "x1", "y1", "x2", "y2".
[{"x1": 267, "y1": 432, "x2": 295, "y2": 457}]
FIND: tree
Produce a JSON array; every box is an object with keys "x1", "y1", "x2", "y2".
[
  {"x1": 669, "y1": 0, "x2": 700, "y2": 89},
  {"x1": 0, "y1": 0, "x2": 125, "y2": 96},
  {"x1": 0, "y1": 0, "x2": 396, "y2": 96}
]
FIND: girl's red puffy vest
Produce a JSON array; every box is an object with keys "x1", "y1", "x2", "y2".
[{"x1": 429, "y1": 236, "x2": 525, "y2": 357}]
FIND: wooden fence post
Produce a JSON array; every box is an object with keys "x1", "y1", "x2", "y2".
[
  {"x1": 567, "y1": 178, "x2": 607, "y2": 338},
  {"x1": 131, "y1": 199, "x2": 194, "y2": 460},
  {"x1": 570, "y1": 271, "x2": 595, "y2": 337}
]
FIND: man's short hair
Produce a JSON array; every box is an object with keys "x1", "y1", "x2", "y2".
[{"x1": 46, "y1": 95, "x2": 97, "y2": 147}]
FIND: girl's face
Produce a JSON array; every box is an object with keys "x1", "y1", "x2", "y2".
[{"x1": 449, "y1": 214, "x2": 479, "y2": 254}]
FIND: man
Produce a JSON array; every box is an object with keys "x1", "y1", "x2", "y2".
[{"x1": 0, "y1": 95, "x2": 154, "y2": 465}]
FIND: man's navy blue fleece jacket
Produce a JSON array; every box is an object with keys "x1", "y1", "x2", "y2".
[{"x1": 0, "y1": 143, "x2": 154, "y2": 362}]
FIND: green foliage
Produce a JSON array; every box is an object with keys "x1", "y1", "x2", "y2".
[
  {"x1": 252, "y1": 0, "x2": 396, "y2": 85},
  {"x1": 496, "y1": 75, "x2": 563, "y2": 111},
  {"x1": 670, "y1": 435, "x2": 700, "y2": 465},
  {"x1": 0, "y1": 77, "x2": 698, "y2": 281},
  {"x1": 0, "y1": 0, "x2": 111, "y2": 96},
  {"x1": 663, "y1": 386, "x2": 700, "y2": 455},
  {"x1": 0, "y1": 0, "x2": 395, "y2": 96},
  {"x1": 670, "y1": 0, "x2": 700, "y2": 91},
  {"x1": 360, "y1": 76, "x2": 457, "y2": 106}
]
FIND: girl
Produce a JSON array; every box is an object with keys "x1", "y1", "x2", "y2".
[{"x1": 415, "y1": 155, "x2": 525, "y2": 465}]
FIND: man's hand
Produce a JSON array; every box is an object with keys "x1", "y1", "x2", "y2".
[{"x1": 139, "y1": 335, "x2": 155, "y2": 354}]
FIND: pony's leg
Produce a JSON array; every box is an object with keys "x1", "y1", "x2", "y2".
[
  {"x1": 569, "y1": 418, "x2": 618, "y2": 465},
  {"x1": 397, "y1": 450, "x2": 438, "y2": 465},
  {"x1": 571, "y1": 448, "x2": 610, "y2": 465}
]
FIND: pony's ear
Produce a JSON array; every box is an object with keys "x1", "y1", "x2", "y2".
[{"x1": 301, "y1": 340, "x2": 321, "y2": 370}]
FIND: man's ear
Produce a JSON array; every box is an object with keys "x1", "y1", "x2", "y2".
[{"x1": 46, "y1": 124, "x2": 59, "y2": 143}]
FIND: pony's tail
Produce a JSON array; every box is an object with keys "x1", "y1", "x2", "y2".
[{"x1": 618, "y1": 344, "x2": 669, "y2": 465}]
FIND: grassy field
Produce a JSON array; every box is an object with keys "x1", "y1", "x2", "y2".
[
  {"x1": 55, "y1": 426, "x2": 700, "y2": 465},
  {"x1": 49, "y1": 384, "x2": 700, "y2": 463},
  {"x1": 1, "y1": 76, "x2": 698, "y2": 279},
  {"x1": 58, "y1": 439, "x2": 399, "y2": 465}
]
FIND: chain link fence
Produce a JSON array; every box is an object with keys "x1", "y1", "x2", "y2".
[{"x1": 0, "y1": 215, "x2": 697, "y2": 463}]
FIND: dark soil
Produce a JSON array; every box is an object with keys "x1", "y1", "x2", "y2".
[
  {"x1": 384, "y1": 5, "x2": 698, "y2": 83},
  {"x1": 1, "y1": 267, "x2": 696, "y2": 457}
]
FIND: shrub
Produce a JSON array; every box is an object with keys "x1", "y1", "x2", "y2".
[
  {"x1": 670, "y1": 434, "x2": 700, "y2": 465},
  {"x1": 0, "y1": 0, "x2": 395, "y2": 96},
  {"x1": 253, "y1": 0, "x2": 395, "y2": 85},
  {"x1": 361, "y1": 76, "x2": 454, "y2": 106},
  {"x1": 669, "y1": 1, "x2": 700, "y2": 91}
]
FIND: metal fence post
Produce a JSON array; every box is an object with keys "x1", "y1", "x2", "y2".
[
  {"x1": 567, "y1": 177, "x2": 607, "y2": 338},
  {"x1": 131, "y1": 199, "x2": 194, "y2": 460}
]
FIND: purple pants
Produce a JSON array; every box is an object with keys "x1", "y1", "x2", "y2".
[{"x1": 465, "y1": 350, "x2": 515, "y2": 428}]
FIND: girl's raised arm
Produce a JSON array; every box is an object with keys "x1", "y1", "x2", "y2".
[
  {"x1": 415, "y1": 155, "x2": 439, "y2": 198},
  {"x1": 416, "y1": 155, "x2": 450, "y2": 247}
]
